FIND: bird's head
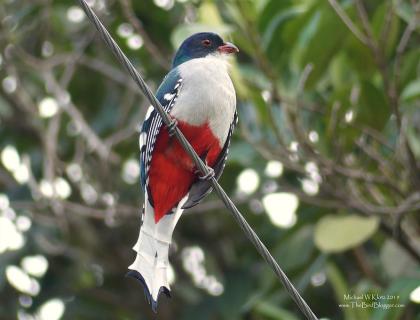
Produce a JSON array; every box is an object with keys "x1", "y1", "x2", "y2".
[{"x1": 172, "y1": 32, "x2": 239, "y2": 68}]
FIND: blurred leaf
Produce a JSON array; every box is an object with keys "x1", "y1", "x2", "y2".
[
  {"x1": 395, "y1": 0, "x2": 416, "y2": 24},
  {"x1": 216, "y1": 270, "x2": 255, "y2": 320},
  {"x1": 399, "y1": 48, "x2": 420, "y2": 89},
  {"x1": 299, "y1": 2, "x2": 348, "y2": 88},
  {"x1": 274, "y1": 225, "x2": 314, "y2": 271},
  {"x1": 262, "y1": 7, "x2": 301, "y2": 56},
  {"x1": 380, "y1": 240, "x2": 419, "y2": 279},
  {"x1": 326, "y1": 263, "x2": 365, "y2": 320},
  {"x1": 329, "y1": 53, "x2": 355, "y2": 89},
  {"x1": 314, "y1": 215, "x2": 379, "y2": 253},
  {"x1": 198, "y1": 1, "x2": 224, "y2": 26},
  {"x1": 281, "y1": 1, "x2": 317, "y2": 47},
  {"x1": 229, "y1": 141, "x2": 257, "y2": 166},
  {"x1": 356, "y1": 80, "x2": 390, "y2": 131},
  {"x1": 324, "y1": 85, "x2": 359, "y2": 154},
  {"x1": 370, "y1": 276, "x2": 420, "y2": 320},
  {"x1": 242, "y1": 85, "x2": 271, "y2": 126},
  {"x1": 406, "y1": 113, "x2": 420, "y2": 157},
  {"x1": 343, "y1": 37, "x2": 376, "y2": 78},
  {"x1": 258, "y1": 0, "x2": 292, "y2": 32},
  {"x1": 401, "y1": 79, "x2": 420, "y2": 102},
  {"x1": 372, "y1": 2, "x2": 400, "y2": 57}
]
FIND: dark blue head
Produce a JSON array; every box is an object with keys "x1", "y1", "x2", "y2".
[{"x1": 172, "y1": 32, "x2": 238, "y2": 68}]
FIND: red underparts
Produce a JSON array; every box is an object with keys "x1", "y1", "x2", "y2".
[{"x1": 148, "y1": 120, "x2": 222, "y2": 223}]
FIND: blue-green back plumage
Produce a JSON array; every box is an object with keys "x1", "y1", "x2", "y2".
[{"x1": 139, "y1": 68, "x2": 182, "y2": 190}]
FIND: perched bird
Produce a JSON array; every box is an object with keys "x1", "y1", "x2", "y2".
[{"x1": 127, "y1": 32, "x2": 238, "y2": 312}]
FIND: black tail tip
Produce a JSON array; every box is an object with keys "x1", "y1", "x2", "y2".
[{"x1": 126, "y1": 270, "x2": 171, "y2": 314}]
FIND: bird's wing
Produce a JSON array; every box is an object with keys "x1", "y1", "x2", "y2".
[
  {"x1": 182, "y1": 111, "x2": 238, "y2": 209},
  {"x1": 139, "y1": 69, "x2": 183, "y2": 193}
]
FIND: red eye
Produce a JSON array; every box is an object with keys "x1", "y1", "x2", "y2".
[{"x1": 202, "y1": 39, "x2": 211, "y2": 46}]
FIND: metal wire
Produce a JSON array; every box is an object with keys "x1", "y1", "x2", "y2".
[{"x1": 76, "y1": 1, "x2": 318, "y2": 319}]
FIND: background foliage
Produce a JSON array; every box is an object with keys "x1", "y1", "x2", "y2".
[{"x1": 1, "y1": 0, "x2": 420, "y2": 319}]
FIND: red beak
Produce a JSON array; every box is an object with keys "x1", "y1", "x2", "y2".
[{"x1": 218, "y1": 42, "x2": 239, "y2": 54}]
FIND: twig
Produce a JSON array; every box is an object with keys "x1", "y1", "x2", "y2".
[
  {"x1": 355, "y1": 139, "x2": 402, "y2": 195},
  {"x1": 393, "y1": 3, "x2": 419, "y2": 101},
  {"x1": 352, "y1": 246, "x2": 384, "y2": 286},
  {"x1": 354, "y1": 0, "x2": 377, "y2": 50},
  {"x1": 78, "y1": 55, "x2": 145, "y2": 92},
  {"x1": 379, "y1": 1, "x2": 395, "y2": 49},
  {"x1": 380, "y1": 220, "x2": 420, "y2": 263},
  {"x1": 44, "y1": 73, "x2": 119, "y2": 163},
  {"x1": 355, "y1": 0, "x2": 403, "y2": 130},
  {"x1": 393, "y1": 192, "x2": 420, "y2": 237},
  {"x1": 297, "y1": 64, "x2": 313, "y2": 94},
  {"x1": 60, "y1": 31, "x2": 96, "y2": 87},
  {"x1": 392, "y1": 4, "x2": 420, "y2": 186},
  {"x1": 328, "y1": 0, "x2": 369, "y2": 45},
  {"x1": 354, "y1": 0, "x2": 420, "y2": 188},
  {"x1": 105, "y1": 112, "x2": 144, "y2": 147}
]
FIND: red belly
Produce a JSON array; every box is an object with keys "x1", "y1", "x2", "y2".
[{"x1": 148, "y1": 121, "x2": 222, "y2": 223}]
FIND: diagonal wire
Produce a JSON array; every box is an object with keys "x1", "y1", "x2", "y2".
[{"x1": 76, "y1": 1, "x2": 318, "y2": 319}]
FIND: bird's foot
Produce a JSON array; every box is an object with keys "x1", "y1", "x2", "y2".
[
  {"x1": 195, "y1": 166, "x2": 215, "y2": 181},
  {"x1": 167, "y1": 119, "x2": 178, "y2": 137}
]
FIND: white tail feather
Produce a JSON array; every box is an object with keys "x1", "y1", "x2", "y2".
[{"x1": 128, "y1": 192, "x2": 187, "y2": 310}]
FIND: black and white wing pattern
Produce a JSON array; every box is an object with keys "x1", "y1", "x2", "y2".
[
  {"x1": 182, "y1": 111, "x2": 238, "y2": 209},
  {"x1": 139, "y1": 69, "x2": 183, "y2": 193}
]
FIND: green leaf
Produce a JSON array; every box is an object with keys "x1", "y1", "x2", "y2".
[
  {"x1": 262, "y1": 7, "x2": 301, "y2": 51},
  {"x1": 258, "y1": 0, "x2": 293, "y2": 32},
  {"x1": 274, "y1": 226, "x2": 314, "y2": 271},
  {"x1": 198, "y1": 1, "x2": 224, "y2": 26},
  {"x1": 314, "y1": 215, "x2": 379, "y2": 253},
  {"x1": 343, "y1": 37, "x2": 376, "y2": 78},
  {"x1": 216, "y1": 270, "x2": 255, "y2": 319},
  {"x1": 282, "y1": 1, "x2": 317, "y2": 47},
  {"x1": 380, "y1": 240, "x2": 419, "y2": 279},
  {"x1": 407, "y1": 117, "x2": 420, "y2": 157},
  {"x1": 399, "y1": 48, "x2": 420, "y2": 89},
  {"x1": 229, "y1": 141, "x2": 257, "y2": 166},
  {"x1": 395, "y1": 0, "x2": 416, "y2": 24},
  {"x1": 329, "y1": 53, "x2": 354, "y2": 88},
  {"x1": 372, "y1": 2, "x2": 400, "y2": 57},
  {"x1": 299, "y1": 3, "x2": 348, "y2": 88},
  {"x1": 326, "y1": 263, "x2": 368, "y2": 320},
  {"x1": 325, "y1": 85, "x2": 359, "y2": 154},
  {"x1": 370, "y1": 276, "x2": 420, "y2": 320},
  {"x1": 401, "y1": 79, "x2": 420, "y2": 102},
  {"x1": 356, "y1": 80, "x2": 390, "y2": 131}
]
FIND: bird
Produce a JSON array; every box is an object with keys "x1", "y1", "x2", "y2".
[{"x1": 127, "y1": 32, "x2": 239, "y2": 313}]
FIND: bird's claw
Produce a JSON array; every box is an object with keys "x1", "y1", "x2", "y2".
[
  {"x1": 195, "y1": 167, "x2": 215, "y2": 181},
  {"x1": 167, "y1": 119, "x2": 178, "y2": 137}
]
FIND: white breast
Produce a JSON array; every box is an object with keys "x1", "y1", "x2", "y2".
[{"x1": 170, "y1": 55, "x2": 236, "y2": 147}]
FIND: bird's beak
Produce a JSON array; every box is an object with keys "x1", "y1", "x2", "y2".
[{"x1": 218, "y1": 42, "x2": 239, "y2": 54}]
